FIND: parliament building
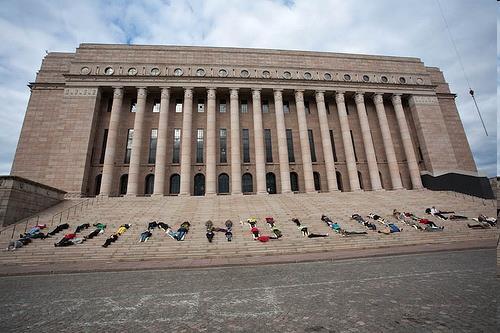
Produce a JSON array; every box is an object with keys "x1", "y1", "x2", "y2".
[{"x1": 11, "y1": 44, "x2": 489, "y2": 198}]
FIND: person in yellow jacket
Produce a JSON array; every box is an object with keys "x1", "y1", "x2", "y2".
[{"x1": 117, "y1": 224, "x2": 131, "y2": 235}]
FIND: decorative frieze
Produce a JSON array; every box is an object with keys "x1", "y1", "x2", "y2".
[
  {"x1": 409, "y1": 95, "x2": 439, "y2": 106},
  {"x1": 64, "y1": 87, "x2": 98, "y2": 97}
]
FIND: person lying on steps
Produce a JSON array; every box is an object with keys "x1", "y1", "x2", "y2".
[
  {"x1": 321, "y1": 215, "x2": 367, "y2": 236},
  {"x1": 350, "y1": 214, "x2": 377, "y2": 231},
  {"x1": 102, "y1": 234, "x2": 119, "y2": 248},
  {"x1": 85, "y1": 223, "x2": 106, "y2": 239},
  {"x1": 166, "y1": 222, "x2": 190, "y2": 241},
  {"x1": 148, "y1": 221, "x2": 158, "y2": 231},
  {"x1": 292, "y1": 218, "x2": 328, "y2": 238},
  {"x1": 139, "y1": 230, "x2": 152, "y2": 242},
  {"x1": 225, "y1": 220, "x2": 233, "y2": 242},
  {"x1": 474, "y1": 214, "x2": 496, "y2": 226},
  {"x1": 206, "y1": 220, "x2": 215, "y2": 243},
  {"x1": 6, "y1": 236, "x2": 31, "y2": 251},
  {"x1": 467, "y1": 221, "x2": 491, "y2": 229},
  {"x1": 48, "y1": 223, "x2": 70, "y2": 236},
  {"x1": 367, "y1": 213, "x2": 401, "y2": 234},
  {"x1": 157, "y1": 222, "x2": 170, "y2": 232}
]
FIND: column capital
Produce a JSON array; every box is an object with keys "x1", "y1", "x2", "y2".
[
  {"x1": 391, "y1": 93, "x2": 402, "y2": 104},
  {"x1": 207, "y1": 88, "x2": 216, "y2": 100},
  {"x1": 315, "y1": 91, "x2": 325, "y2": 103},
  {"x1": 335, "y1": 91, "x2": 345, "y2": 103},
  {"x1": 273, "y1": 89, "x2": 283, "y2": 99},
  {"x1": 252, "y1": 88, "x2": 261, "y2": 98},
  {"x1": 160, "y1": 87, "x2": 170, "y2": 98},
  {"x1": 230, "y1": 88, "x2": 239, "y2": 98},
  {"x1": 184, "y1": 87, "x2": 193, "y2": 98},
  {"x1": 372, "y1": 93, "x2": 384, "y2": 105},
  {"x1": 354, "y1": 92, "x2": 364, "y2": 104},
  {"x1": 137, "y1": 87, "x2": 147, "y2": 98},
  {"x1": 294, "y1": 90, "x2": 304, "y2": 102},
  {"x1": 112, "y1": 87, "x2": 124, "y2": 98}
]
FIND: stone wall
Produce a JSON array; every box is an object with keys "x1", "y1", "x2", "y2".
[{"x1": 0, "y1": 176, "x2": 66, "y2": 227}]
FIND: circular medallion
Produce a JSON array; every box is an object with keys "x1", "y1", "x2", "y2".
[
  {"x1": 363, "y1": 75, "x2": 370, "y2": 82},
  {"x1": 218, "y1": 69, "x2": 228, "y2": 77},
  {"x1": 196, "y1": 68, "x2": 206, "y2": 77},
  {"x1": 240, "y1": 69, "x2": 250, "y2": 78},
  {"x1": 151, "y1": 68, "x2": 160, "y2": 76},
  {"x1": 262, "y1": 70, "x2": 271, "y2": 78},
  {"x1": 381, "y1": 76, "x2": 388, "y2": 83},
  {"x1": 323, "y1": 72, "x2": 332, "y2": 80},
  {"x1": 399, "y1": 77, "x2": 406, "y2": 84},
  {"x1": 104, "y1": 67, "x2": 114, "y2": 75},
  {"x1": 343, "y1": 74, "x2": 351, "y2": 81},
  {"x1": 303, "y1": 72, "x2": 312, "y2": 80},
  {"x1": 174, "y1": 68, "x2": 183, "y2": 76},
  {"x1": 80, "y1": 67, "x2": 91, "y2": 75},
  {"x1": 283, "y1": 71, "x2": 292, "y2": 79},
  {"x1": 128, "y1": 67, "x2": 137, "y2": 76},
  {"x1": 416, "y1": 78, "x2": 424, "y2": 85}
]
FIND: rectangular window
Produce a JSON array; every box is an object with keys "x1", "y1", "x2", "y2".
[
  {"x1": 264, "y1": 129, "x2": 273, "y2": 163},
  {"x1": 350, "y1": 130, "x2": 358, "y2": 162},
  {"x1": 240, "y1": 99, "x2": 248, "y2": 113},
  {"x1": 219, "y1": 128, "x2": 227, "y2": 163},
  {"x1": 106, "y1": 99, "x2": 113, "y2": 113},
  {"x1": 219, "y1": 99, "x2": 226, "y2": 113},
  {"x1": 329, "y1": 130, "x2": 338, "y2": 162},
  {"x1": 286, "y1": 129, "x2": 295, "y2": 163},
  {"x1": 124, "y1": 129, "x2": 134, "y2": 163},
  {"x1": 130, "y1": 99, "x2": 137, "y2": 113},
  {"x1": 175, "y1": 99, "x2": 183, "y2": 113},
  {"x1": 198, "y1": 99, "x2": 205, "y2": 112},
  {"x1": 262, "y1": 100, "x2": 269, "y2": 113},
  {"x1": 308, "y1": 129, "x2": 317, "y2": 162},
  {"x1": 99, "y1": 129, "x2": 108, "y2": 164},
  {"x1": 153, "y1": 100, "x2": 161, "y2": 113},
  {"x1": 283, "y1": 101, "x2": 290, "y2": 113},
  {"x1": 305, "y1": 101, "x2": 310, "y2": 114},
  {"x1": 172, "y1": 128, "x2": 181, "y2": 163},
  {"x1": 242, "y1": 129, "x2": 250, "y2": 163},
  {"x1": 196, "y1": 128, "x2": 204, "y2": 163},
  {"x1": 148, "y1": 128, "x2": 158, "y2": 164}
]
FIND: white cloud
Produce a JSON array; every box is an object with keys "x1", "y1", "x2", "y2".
[{"x1": 0, "y1": 0, "x2": 496, "y2": 177}]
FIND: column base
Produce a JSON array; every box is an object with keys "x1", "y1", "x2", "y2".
[
  {"x1": 151, "y1": 193, "x2": 165, "y2": 197},
  {"x1": 305, "y1": 190, "x2": 318, "y2": 194},
  {"x1": 205, "y1": 192, "x2": 217, "y2": 197},
  {"x1": 350, "y1": 189, "x2": 363, "y2": 192},
  {"x1": 390, "y1": 187, "x2": 405, "y2": 191},
  {"x1": 372, "y1": 188, "x2": 385, "y2": 192},
  {"x1": 256, "y1": 191, "x2": 268, "y2": 195},
  {"x1": 124, "y1": 193, "x2": 138, "y2": 198},
  {"x1": 231, "y1": 192, "x2": 244, "y2": 196},
  {"x1": 178, "y1": 193, "x2": 191, "y2": 197}
]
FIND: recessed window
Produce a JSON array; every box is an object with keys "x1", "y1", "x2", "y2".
[
  {"x1": 128, "y1": 67, "x2": 137, "y2": 76},
  {"x1": 196, "y1": 129, "x2": 204, "y2": 163},
  {"x1": 104, "y1": 67, "x2": 114, "y2": 75},
  {"x1": 153, "y1": 100, "x2": 160, "y2": 113},
  {"x1": 304, "y1": 101, "x2": 310, "y2": 114},
  {"x1": 175, "y1": 99, "x2": 183, "y2": 113},
  {"x1": 343, "y1": 74, "x2": 351, "y2": 81},
  {"x1": 99, "y1": 129, "x2": 108, "y2": 164},
  {"x1": 308, "y1": 129, "x2": 317, "y2": 162},
  {"x1": 150, "y1": 68, "x2": 160, "y2": 76},
  {"x1": 219, "y1": 99, "x2": 226, "y2": 113},
  {"x1": 196, "y1": 68, "x2": 206, "y2": 76},
  {"x1": 106, "y1": 99, "x2": 113, "y2": 113},
  {"x1": 219, "y1": 128, "x2": 227, "y2": 163},
  {"x1": 283, "y1": 101, "x2": 290, "y2": 113},
  {"x1": 172, "y1": 128, "x2": 181, "y2": 163},
  {"x1": 174, "y1": 68, "x2": 183, "y2": 76},
  {"x1": 124, "y1": 129, "x2": 134, "y2": 164},
  {"x1": 130, "y1": 99, "x2": 137, "y2": 113},
  {"x1": 81, "y1": 67, "x2": 91, "y2": 75},
  {"x1": 218, "y1": 69, "x2": 228, "y2": 77},
  {"x1": 286, "y1": 129, "x2": 295, "y2": 162},
  {"x1": 262, "y1": 100, "x2": 269, "y2": 113},
  {"x1": 240, "y1": 99, "x2": 248, "y2": 113},
  {"x1": 381, "y1": 76, "x2": 388, "y2": 83},
  {"x1": 363, "y1": 75, "x2": 370, "y2": 82},
  {"x1": 262, "y1": 70, "x2": 271, "y2": 78},
  {"x1": 242, "y1": 129, "x2": 250, "y2": 163},
  {"x1": 264, "y1": 129, "x2": 273, "y2": 163},
  {"x1": 198, "y1": 99, "x2": 205, "y2": 112},
  {"x1": 324, "y1": 72, "x2": 332, "y2": 80},
  {"x1": 399, "y1": 77, "x2": 406, "y2": 84},
  {"x1": 148, "y1": 129, "x2": 158, "y2": 164},
  {"x1": 240, "y1": 69, "x2": 249, "y2": 78},
  {"x1": 304, "y1": 72, "x2": 312, "y2": 80}
]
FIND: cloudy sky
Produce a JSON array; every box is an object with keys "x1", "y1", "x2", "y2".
[{"x1": 0, "y1": 0, "x2": 497, "y2": 176}]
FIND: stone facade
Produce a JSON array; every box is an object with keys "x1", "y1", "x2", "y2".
[
  {"x1": 0, "y1": 176, "x2": 66, "y2": 226},
  {"x1": 11, "y1": 44, "x2": 478, "y2": 197}
]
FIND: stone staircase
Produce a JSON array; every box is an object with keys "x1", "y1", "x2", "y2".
[{"x1": 0, "y1": 189, "x2": 497, "y2": 267}]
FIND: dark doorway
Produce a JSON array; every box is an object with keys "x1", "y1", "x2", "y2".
[
  {"x1": 266, "y1": 172, "x2": 277, "y2": 194},
  {"x1": 170, "y1": 174, "x2": 180, "y2": 194},
  {"x1": 194, "y1": 173, "x2": 205, "y2": 196},
  {"x1": 313, "y1": 172, "x2": 321, "y2": 191},
  {"x1": 119, "y1": 174, "x2": 128, "y2": 195},
  {"x1": 94, "y1": 174, "x2": 102, "y2": 196},
  {"x1": 145, "y1": 174, "x2": 154, "y2": 195},
  {"x1": 242, "y1": 173, "x2": 253, "y2": 193},
  {"x1": 218, "y1": 173, "x2": 229, "y2": 194},
  {"x1": 290, "y1": 172, "x2": 299, "y2": 192},
  {"x1": 336, "y1": 171, "x2": 343, "y2": 191}
]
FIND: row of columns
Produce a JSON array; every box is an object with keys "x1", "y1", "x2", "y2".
[{"x1": 99, "y1": 87, "x2": 423, "y2": 197}]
